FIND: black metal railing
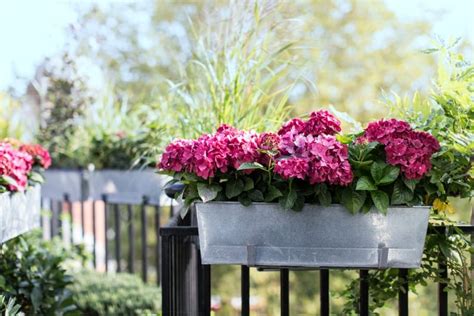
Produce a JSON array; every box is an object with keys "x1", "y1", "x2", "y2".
[
  {"x1": 160, "y1": 217, "x2": 474, "y2": 316},
  {"x1": 41, "y1": 193, "x2": 172, "y2": 285}
]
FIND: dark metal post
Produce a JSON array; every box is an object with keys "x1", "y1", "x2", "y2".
[
  {"x1": 141, "y1": 196, "x2": 149, "y2": 282},
  {"x1": 114, "y1": 204, "x2": 121, "y2": 272},
  {"x1": 92, "y1": 200, "x2": 97, "y2": 268},
  {"x1": 280, "y1": 268, "x2": 289, "y2": 316},
  {"x1": 241, "y1": 266, "x2": 250, "y2": 316},
  {"x1": 320, "y1": 269, "x2": 330, "y2": 316},
  {"x1": 359, "y1": 270, "x2": 369, "y2": 316},
  {"x1": 161, "y1": 234, "x2": 170, "y2": 316},
  {"x1": 155, "y1": 204, "x2": 161, "y2": 285},
  {"x1": 128, "y1": 204, "x2": 135, "y2": 273},
  {"x1": 102, "y1": 194, "x2": 108, "y2": 273},
  {"x1": 398, "y1": 269, "x2": 409, "y2": 316},
  {"x1": 438, "y1": 257, "x2": 448, "y2": 316}
]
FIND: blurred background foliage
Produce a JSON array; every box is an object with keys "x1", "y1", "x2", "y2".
[
  {"x1": 4, "y1": 0, "x2": 471, "y2": 169},
  {"x1": 0, "y1": 0, "x2": 472, "y2": 314}
]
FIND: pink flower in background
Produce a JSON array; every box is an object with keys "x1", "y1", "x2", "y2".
[
  {"x1": 0, "y1": 142, "x2": 33, "y2": 191},
  {"x1": 20, "y1": 144, "x2": 52, "y2": 169},
  {"x1": 274, "y1": 157, "x2": 309, "y2": 180},
  {"x1": 278, "y1": 118, "x2": 306, "y2": 136},
  {"x1": 305, "y1": 110, "x2": 341, "y2": 136},
  {"x1": 361, "y1": 119, "x2": 440, "y2": 179},
  {"x1": 158, "y1": 139, "x2": 195, "y2": 173}
]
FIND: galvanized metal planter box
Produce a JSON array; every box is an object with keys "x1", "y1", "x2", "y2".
[
  {"x1": 0, "y1": 185, "x2": 41, "y2": 243},
  {"x1": 196, "y1": 202, "x2": 430, "y2": 269}
]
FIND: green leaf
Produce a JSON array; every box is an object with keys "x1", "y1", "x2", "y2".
[
  {"x1": 248, "y1": 189, "x2": 264, "y2": 202},
  {"x1": 197, "y1": 183, "x2": 221, "y2": 202},
  {"x1": 341, "y1": 188, "x2": 367, "y2": 214},
  {"x1": 225, "y1": 178, "x2": 245, "y2": 199},
  {"x1": 279, "y1": 190, "x2": 297, "y2": 210},
  {"x1": 378, "y1": 166, "x2": 400, "y2": 185},
  {"x1": 237, "y1": 162, "x2": 266, "y2": 171},
  {"x1": 238, "y1": 194, "x2": 252, "y2": 207},
  {"x1": 242, "y1": 177, "x2": 254, "y2": 191},
  {"x1": 356, "y1": 176, "x2": 377, "y2": 191},
  {"x1": 370, "y1": 190, "x2": 389, "y2": 214},
  {"x1": 370, "y1": 161, "x2": 387, "y2": 183},
  {"x1": 360, "y1": 198, "x2": 373, "y2": 213},
  {"x1": 292, "y1": 196, "x2": 305, "y2": 212},
  {"x1": 265, "y1": 185, "x2": 283, "y2": 202},
  {"x1": 391, "y1": 181, "x2": 414, "y2": 205},
  {"x1": 0, "y1": 175, "x2": 18, "y2": 186},
  {"x1": 29, "y1": 172, "x2": 45, "y2": 184},
  {"x1": 317, "y1": 185, "x2": 332, "y2": 206},
  {"x1": 402, "y1": 178, "x2": 418, "y2": 192}
]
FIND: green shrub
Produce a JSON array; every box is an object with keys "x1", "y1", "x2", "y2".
[
  {"x1": 0, "y1": 232, "x2": 78, "y2": 315},
  {"x1": 69, "y1": 270, "x2": 161, "y2": 315}
]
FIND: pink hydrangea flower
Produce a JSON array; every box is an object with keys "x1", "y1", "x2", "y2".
[
  {"x1": 274, "y1": 157, "x2": 309, "y2": 180},
  {"x1": 278, "y1": 118, "x2": 306, "y2": 136},
  {"x1": 19, "y1": 144, "x2": 52, "y2": 169},
  {"x1": 0, "y1": 142, "x2": 33, "y2": 191},
  {"x1": 361, "y1": 119, "x2": 440, "y2": 179},
  {"x1": 258, "y1": 132, "x2": 280, "y2": 151},
  {"x1": 157, "y1": 139, "x2": 195, "y2": 173},
  {"x1": 306, "y1": 135, "x2": 353, "y2": 186},
  {"x1": 305, "y1": 110, "x2": 341, "y2": 136}
]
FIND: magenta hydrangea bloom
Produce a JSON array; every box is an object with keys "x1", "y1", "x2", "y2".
[
  {"x1": 274, "y1": 157, "x2": 309, "y2": 180},
  {"x1": 19, "y1": 144, "x2": 52, "y2": 169},
  {"x1": 361, "y1": 119, "x2": 440, "y2": 179},
  {"x1": 157, "y1": 139, "x2": 195, "y2": 173},
  {"x1": 258, "y1": 132, "x2": 280, "y2": 151},
  {"x1": 278, "y1": 118, "x2": 306, "y2": 136},
  {"x1": 306, "y1": 135, "x2": 353, "y2": 186},
  {"x1": 305, "y1": 110, "x2": 341, "y2": 136},
  {"x1": 0, "y1": 142, "x2": 33, "y2": 191}
]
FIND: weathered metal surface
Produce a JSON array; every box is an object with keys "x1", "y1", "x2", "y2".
[
  {"x1": 0, "y1": 185, "x2": 41, "y2": 243},
  {"x1": 196, "y1": 202, "x2": 430, "y2": 268}
]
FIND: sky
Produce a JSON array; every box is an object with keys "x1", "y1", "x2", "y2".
[{"x1": 0, "y1": 0, "x2": 473, "y2": 92}]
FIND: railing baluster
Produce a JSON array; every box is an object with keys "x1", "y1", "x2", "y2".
[
  {"x1": 57, "y1": 200, "x2": 63, "y2": 238},
  {"x1": 359, "y1": 270, "x2": 369, "y2": 316},
  {"x1": 103, "y1": 194, "x2": 108, "y2": 273},
  {"x1": 141, "y1": 196, "x2": 149, "y2": 282},
  {"x1": 280, "y1": 268, "x2": 289, "y2": 316},
  {"x1": 161, "y1": 234, "x2": 171, "y2": 315},
  {"x1": 92, "y1": 200, "x2": 97, "y2": 269},
  {"x1": 64, "y1": 193, "x2": 72, "y2": 244},
  {"x1": 128, "y1": 204, "x2": 135, "y2": 273},
  {"x1": 438, "y1": 256, "x2": 448, "y2": 316},
  {"x1": 200, "y1": 263, "x2": 211, "y2": 315},
  {"x1": 114, "y1": 203, "x2": 121, "y2": 272},
  {"x1": 49, "y1": 199, "x2": 55, "y2": 238},
  {"x1": 320, "y1": 269, "x2": 330, "y2": 316},
  {"x1": 241, "y1": 266, "x2": 250, "y2": 316},
  {"x1": 155, "y1": 204, "x2": 161, "y2": 285},
  {"x1": 399, "y1": 269, "x2": 409, "y2": 316}
]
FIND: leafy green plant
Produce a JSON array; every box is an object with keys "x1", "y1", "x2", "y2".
[
  {"x1": 341, "y1": 44, "x2": 474, "y2": 315},
  {"x1": 156, "y1": 2, "x2": 292, "y2": 140},
  {"x1": 0, "y1": 295, "x2": 21, "y2": 316},
  {"x1": 0, "y1": 232, "x2": 79, "y2": 315},
  {"x1": 69, "y1": 270, "x2": 161, "y2": 315}
]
